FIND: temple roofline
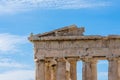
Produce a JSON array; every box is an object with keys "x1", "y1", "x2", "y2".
[
  {"x1": 36, "y1": 24, "x2": 79, "y2": 37},
  {"x1": 29, "y1": 35, "x2": 120, "y2": 42},
  {"x1": 28, "y1": 25, "x2": 120, "y2": 42},
  {"x1": 29, "y1": 25, "x2": 85, "y2": 38}
]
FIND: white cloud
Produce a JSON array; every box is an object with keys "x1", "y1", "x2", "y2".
[
  {"x1": 0, "y1": 33, "x2": 27, "y2": 53},
  {"x1": 0, "y1": 0, "x2": 111, "y2": 14},
  {"x1": 77, "y1": 72, "x2": 108, "y2": 79},
  {"x1": 98, "y1": 72, "x2": 108, "y2": 80},
  {"x1": 0, "y1": 58, "x2": 29, "y2": 68},
  {"x1": 0, "y1": 70, "x2": 34, "y2": 80},
  {"x1": 77, "y1": 73, "x2": 82, "y2": 80},
  {"x1": 98, "y1": 72, "x2": 108, "y2": 78}
]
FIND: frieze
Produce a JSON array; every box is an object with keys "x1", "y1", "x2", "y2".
[
  {"x1": 35, "y1": 48, "x2": 120, "y2": 59},
  {"x1": 34, "y1": 39, "x2": 120, "y2": 50}
]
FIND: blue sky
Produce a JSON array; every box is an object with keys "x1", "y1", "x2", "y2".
[{"x1": 0, "y1": 0, "x2": 120, "y2": 80}]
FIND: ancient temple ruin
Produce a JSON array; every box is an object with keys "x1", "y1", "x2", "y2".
[{"x1": 29, "y1": 25, "x2": 120, "y2": 80}]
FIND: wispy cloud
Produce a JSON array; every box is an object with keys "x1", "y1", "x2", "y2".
[
  {"x1": 0, "y1": 0, "x2": 111, "y2": 14},
  {"x1": 98, "y1": 72, "x2": 108, "y2": 77},
  {"x1": 0, "y1": 58, "x2": 29, "y2": 68},
  {"x1": 0, "y1": 70, "x2": 34, "y2": 80},
  {"x1": 0, "y1": 33, "x2": 27, "y2": 53},
  {"x1": 98, "y1": 72, "x2": 108, "y2": 80}
]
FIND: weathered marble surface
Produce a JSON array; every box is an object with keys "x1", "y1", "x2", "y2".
[{"x1": 29, "y1": 25, "x2": 120, "y2": 80}]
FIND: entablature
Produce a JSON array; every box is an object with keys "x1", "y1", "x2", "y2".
[{"x1": 29, "y1": 25, "x2": 120, "y2": 60}]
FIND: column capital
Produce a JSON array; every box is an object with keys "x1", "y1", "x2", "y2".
[
  {"x1": 118, "y1": 59, "x2": 120, "y2": 63},
  {"x1": 67, "y1": 58, "x2": 78, "y2": 63},
  {"x1": 34, "y1": 58, "x2": 45, "y2": 63},
  {"x1": 82, "y1": 58, "x2": 97, "y2": 64},
  {"x1": 57, "y1": 58, "x2": 66, "y2": 62},
  {"x1": 107, "y1": 56, "x2": 118, "y2": 61},
  {"x1": 50, "y1": 58, "x2": 57, "y2": 67}
]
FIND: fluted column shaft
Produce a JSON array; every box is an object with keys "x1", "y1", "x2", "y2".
[
  {"x1": 36, "y1": 60, "x2": 45, "y2": 80},
  {"x1": 91, "y1": 61, "x2": 97, "y2": 80},
  {"x1": 68, "y1": 58, "x2": 77, "y2": 80},
  {"x1": 82, "y1": 58, "x2": 97, "y2": 80},
  {"x1": 66, "y1": 60, "x2": 71, "y2": 80},
  {"x1": 108, "y1": 58, "x2": 118, "y2": 80},
  {"x1": 56, "y1": 58, "x2": 66, "y2": 80},
  {"x1": 82, "y1": 61, "x2": 91, "y2": 80},
  {"x1": 50, "y1": 59, "x2": 57, "y2": 80},
  {"x1": 50, "y1": 65, "x2": 56, "y2": 80},
  {"x1": 45, "y1": 61, "x2": 51, "y2": 80},
  {"x1": 118, "y1": 60, "x2": 120, "y2": 80}
]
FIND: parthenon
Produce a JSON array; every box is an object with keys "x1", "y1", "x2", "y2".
[{"x1": 29, "y1": 25, "x2": 120, "y2": 80}]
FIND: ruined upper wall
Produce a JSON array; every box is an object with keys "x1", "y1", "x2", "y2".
[
  {"x1": 28, "y1": 25, "x2": 120, "y2": 42},
  {"x1": 29, "y1": 25, "x2": 85, "y2": 41},
  {"x1": 29, "y1": 25, "x2": 120, "y2": 59},
  {"x1": 37, "y1": 25, "x2": 84, "y2": 36}
]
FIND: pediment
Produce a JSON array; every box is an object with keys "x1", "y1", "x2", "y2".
[{"x1": 36, "y1": 25, "x2": 84, "y2": 37}]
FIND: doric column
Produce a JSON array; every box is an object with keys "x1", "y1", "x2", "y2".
[
  {"x1": 35, "y1": 59, "x2": 45, "y2": 80},
  {"x1": 68, "y1": 58, "x2": 77, "y2": 80},
  {"x1": 66, "y1": 59, "x2": 71, "y2": 80},
  {"x1": 56, "y1": 58, "x2": 66, "y2": 80},
  {"x1": 45, "y1": 61, "x2": 51, "y2": 80},
  {"x1": 91, "y1": 60, "x2": 97, "y2": 80},
  {"x1": 118, "y1": 60, "x2": 120, "y2": 80},
  {"x1": 82, "y1": 59, "x2": 91, "y2": 80},
  {"x1": 50, "y1": 66, "x2": 57, "y2": 80},
  {"x1": 82, "y1": 58, "x2": 97, "y2": 80},
  {"x1": 50, "y1": 58, "x2": 57, "y2": 80},
  {"x1": 108, "y1": 57, "x2": 118, "y2": 80}
]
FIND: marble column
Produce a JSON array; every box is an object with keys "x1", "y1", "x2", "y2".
[
  {"x1": 108, "y1": 58, "x2": 118, "y2": 80},
  {"x1": 50, "y1": 65, "x2": 57, "y2": 80},
  {"x1": 66, "y1": 60, "x2": 71, "y2": 80},
  {"x1": 91, "y1": 60, "x2": 97, "y2": 80},
  {"x1": 82, "y1": 60, "x2": 91, "y2": 80},
  {"x1": 82, "y1": 58, "x2": 97, "y2": 80},
  {"x1": 36, "y1": 60, "x2": 45, "y2": 80},
  {"x1": 68, "y1": 58, "x2": 77, "y2": 80},
  {"x1": 50, "y1": 59, "x2": 57, "y2": 80},
  {"x1": 56, "y1": 58, "x2": 66, "y2": 80},
  {"x1": 118, "y1": 60, "x2": 120, "y2": 80},
  {"x1": 45, "y1": 61, "x2": 51, "y2": 80}
]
